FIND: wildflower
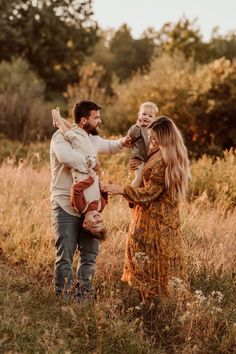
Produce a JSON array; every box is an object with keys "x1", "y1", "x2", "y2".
[{"x1": 211, "y1": 290, "x2": 223, "y2": 303}]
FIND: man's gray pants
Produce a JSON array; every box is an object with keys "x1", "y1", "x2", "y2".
[{"x1": 51, "y1": 202, "x2": 99, "y2": 300}]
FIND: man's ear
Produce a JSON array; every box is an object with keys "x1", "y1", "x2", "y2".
[
  {"x1": 82, "y1": 220, "x2": 87, "y2": 228},
  {"x1": 80, "y1": 117, "x2": 88, "y2": 126}
]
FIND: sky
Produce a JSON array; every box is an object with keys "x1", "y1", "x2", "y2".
[{"x1": 92, "y1": 0, "x2": 236, "y2": 40}]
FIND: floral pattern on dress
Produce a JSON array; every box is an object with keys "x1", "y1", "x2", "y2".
[{"x1": 122, "y1": 151, "x2": 188, "y2": 298}]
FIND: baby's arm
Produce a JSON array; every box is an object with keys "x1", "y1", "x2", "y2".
[{"x1": 128, "y1": 124, "x2": 142, "y2": 141}]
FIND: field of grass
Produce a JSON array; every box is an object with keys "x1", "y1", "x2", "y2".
[{"x1": 0, "y1": 146, "x2": 236, "y2": 353}]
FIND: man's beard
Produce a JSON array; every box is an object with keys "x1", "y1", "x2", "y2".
[{"x1": 84, "y1": 122, "x2": 100, "y2": 135}]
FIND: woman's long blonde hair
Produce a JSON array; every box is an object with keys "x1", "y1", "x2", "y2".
[{"x1": 149, "y1": 116, "x2": 190, "y2": 200}]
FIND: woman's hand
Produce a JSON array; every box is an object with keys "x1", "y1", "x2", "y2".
[{"x1": 102, "y1": 184, "x2": 124, "y2": 195}]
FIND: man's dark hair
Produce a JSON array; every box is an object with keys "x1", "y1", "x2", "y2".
[{"x1": 72, "y1": 100, "x2": 102, "y2": 123}]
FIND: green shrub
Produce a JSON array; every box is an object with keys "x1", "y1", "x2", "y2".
[{"x1": 0, "y1": 58, "x2": 52, "y2": 142}]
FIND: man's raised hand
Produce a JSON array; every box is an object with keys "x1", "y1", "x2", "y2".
[{"x1": 121, "y1": 135, "x2": 133, "y2": 148}]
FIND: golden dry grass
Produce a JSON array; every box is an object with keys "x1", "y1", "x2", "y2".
[{"x1": 0, "y1": 152, "x2": 236, "y2": 353}]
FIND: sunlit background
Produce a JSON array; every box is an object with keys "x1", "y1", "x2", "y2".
[
  {"x1": 1, "y1": 2, "x2": 236, "y2": 353},
  {"x1": 1, "y1": 0, "x2": 236, "y2": 157}
]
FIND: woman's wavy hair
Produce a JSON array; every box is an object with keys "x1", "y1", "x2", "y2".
[{"x1": 148, "y1": 116, "x2": 190, "y2": 201}]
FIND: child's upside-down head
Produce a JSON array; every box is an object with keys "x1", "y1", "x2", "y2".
[{"x1": 83, "y1": 210, "x2": 107, "y2": 241}]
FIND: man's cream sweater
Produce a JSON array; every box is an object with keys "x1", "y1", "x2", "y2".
[{"x1": 50, "y1": 126, "x2": 123, "y2": 216}]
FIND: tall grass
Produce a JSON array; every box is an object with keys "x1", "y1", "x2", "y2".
[
  {"x1": 0, "y1": 150, "x2": 236, "y2": 353},
  {"x1": 189, "y1": 149, "x2": 236, "y2": 208}
]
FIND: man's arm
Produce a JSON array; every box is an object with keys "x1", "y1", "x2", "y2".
[
  {"x1": 91, "y1": 135, "x2": 132, "y2": 154},
  {"x1": 52, "y1": 132, "x2": 89, "y2": 173}
]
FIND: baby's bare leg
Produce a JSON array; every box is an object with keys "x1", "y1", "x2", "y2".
[
  {"x1": 52, "y1": 107, "x2": 70, "y2": 134},
  {"x1": 131, "y1": 162, "x2": 144, "y2": 187}
]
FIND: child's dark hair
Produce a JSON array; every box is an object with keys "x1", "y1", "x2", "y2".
[
  {"x1": 85, "y1": 227, "x2": 107, "y2": 241},
  {"x1": 72, "y1": 100, "x2": 102, "y2": 123}
]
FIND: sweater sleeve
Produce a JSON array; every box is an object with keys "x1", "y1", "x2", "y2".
[
  {"x1": 63, "y1": 130, "x2": 79, "y2": 142},
  {"x1": 123, "y1": 160, "x2": 165, "y2": 204},
  {"x1": 91, "y1": 135, "x2": 124, "y2": 154},
  {"x1": 52, "y1": 132, "x2": 89, "y2": 173}
]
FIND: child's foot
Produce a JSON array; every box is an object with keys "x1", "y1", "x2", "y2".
[{"x1": 52, "y1": 107, "x2": 62, "y2": 127}]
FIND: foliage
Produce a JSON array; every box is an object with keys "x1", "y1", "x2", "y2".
[
  {"x1": 144, "y1": 18, "x2": 236, "y2": 64},
  {"x1": 0, "y1": 0, "x2": 236, "y2": 154},
  {"x1": 66, "y1": 61, "x2": 110, "y2": 115},
  {"x1": 0, "y1": 58, "x2": 53, "y2": 142},
  {"x1": 209, "y1": 29, "x2": 236, "y2": 61},
  {"x1": 0, "y1": 138, "x2": 50, "y2": 167},
  {"x1": 1, "y1": 137, "x2": 236, "y2": 209},
  {"x1": 102, "y1": 54, "x2": 236, "y2": 156},
  {"x1": 78, "y1": 25, "x2": 155, "y2": 96},
  {"x1": 151, "y1": 17, "x2": 210, "y2": 63},
  {"x1": 109, "y1": 24, "x2": 155, "y2": 82},
  {"x1": 0, "y1": 0, "x2": 98, "y2": 91},
  {"x1": 189, "y1": 58, "x2": 236, "y2": 153},
  {"x1": 83, "y1": 32, "x2": 116, "y2": 95},
  {"x1": 189, "y1": 149, "x2": 236, "y2": 208},
  {"x1": 0, "y1": 262, "x2": 154, "y2": 354}
]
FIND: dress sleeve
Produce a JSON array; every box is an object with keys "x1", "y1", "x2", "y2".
[{"x1": 123, "y1": 159, "x2": 165, "y2": 204}]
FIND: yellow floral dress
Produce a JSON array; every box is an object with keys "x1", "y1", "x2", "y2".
[{"x1": 122, "y1": 150, "x2": 188, "y2": 298}]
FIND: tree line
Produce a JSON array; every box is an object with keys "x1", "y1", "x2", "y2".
[{"x1": 0, "y1": 0, "x2": 236, "y2": 155}]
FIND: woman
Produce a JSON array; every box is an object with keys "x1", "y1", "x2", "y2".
[{"x1": 105, "y1": 116, "x2": 191, "y2": 302}]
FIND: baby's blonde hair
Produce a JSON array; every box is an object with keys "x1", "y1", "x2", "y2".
[{"x1": 139, "y1": 102, "x2": 159, "y2": 115}]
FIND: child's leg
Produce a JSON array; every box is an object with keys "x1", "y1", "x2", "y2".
[
  {"x1": 52, "y1": 107, "x2": 71, "y2": 134},
  {"x1": 52, "y1": 107, "x2": 73, "y2": 131},
  {"x1": 131, "y1": 162, "x2": 144, "y2": 187},
  {"x1": 52, "y1": 107, "x2": 63, "y2": 127}
]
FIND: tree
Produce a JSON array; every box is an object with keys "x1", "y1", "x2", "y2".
[
  {"x1": 188, "y1": 58, "x2": 236, "y2": 154},
  {"x1": 66, "y1": 61, "x2": 108, "y2": 114},
  {"x1": 0, "y1": 58, "x2": 50, "y2": 142},
  {"x1": 109, "y1": 24, "x2": 154, "y2": 82},
  {"x1": 0, "y1": 0, "x2": 98, "y2": 91},
  {"x1": 152, "y1": 17, "x2": 211, "y2": 63},
  {"x1": 102, "y1": 54, "x2": 236, "y2": 156},
  {"x1": 209, "y1": 28, "x2": 236, "y2": 61},
  {"x1": 82, "y1": 30, "x2": 116, "y2": 95}
]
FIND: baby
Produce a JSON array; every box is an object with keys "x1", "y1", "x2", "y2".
[
  {"x1": 128, "y1": 102, "x2": 159, "y2": 187},
  {"x1": 52, "y1": 108, "x2": 107, "y2": 240}
]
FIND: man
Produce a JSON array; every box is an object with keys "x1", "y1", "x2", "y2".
[{"x1": 50, "y1": 100, "x2": 131, "y2": 302}]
